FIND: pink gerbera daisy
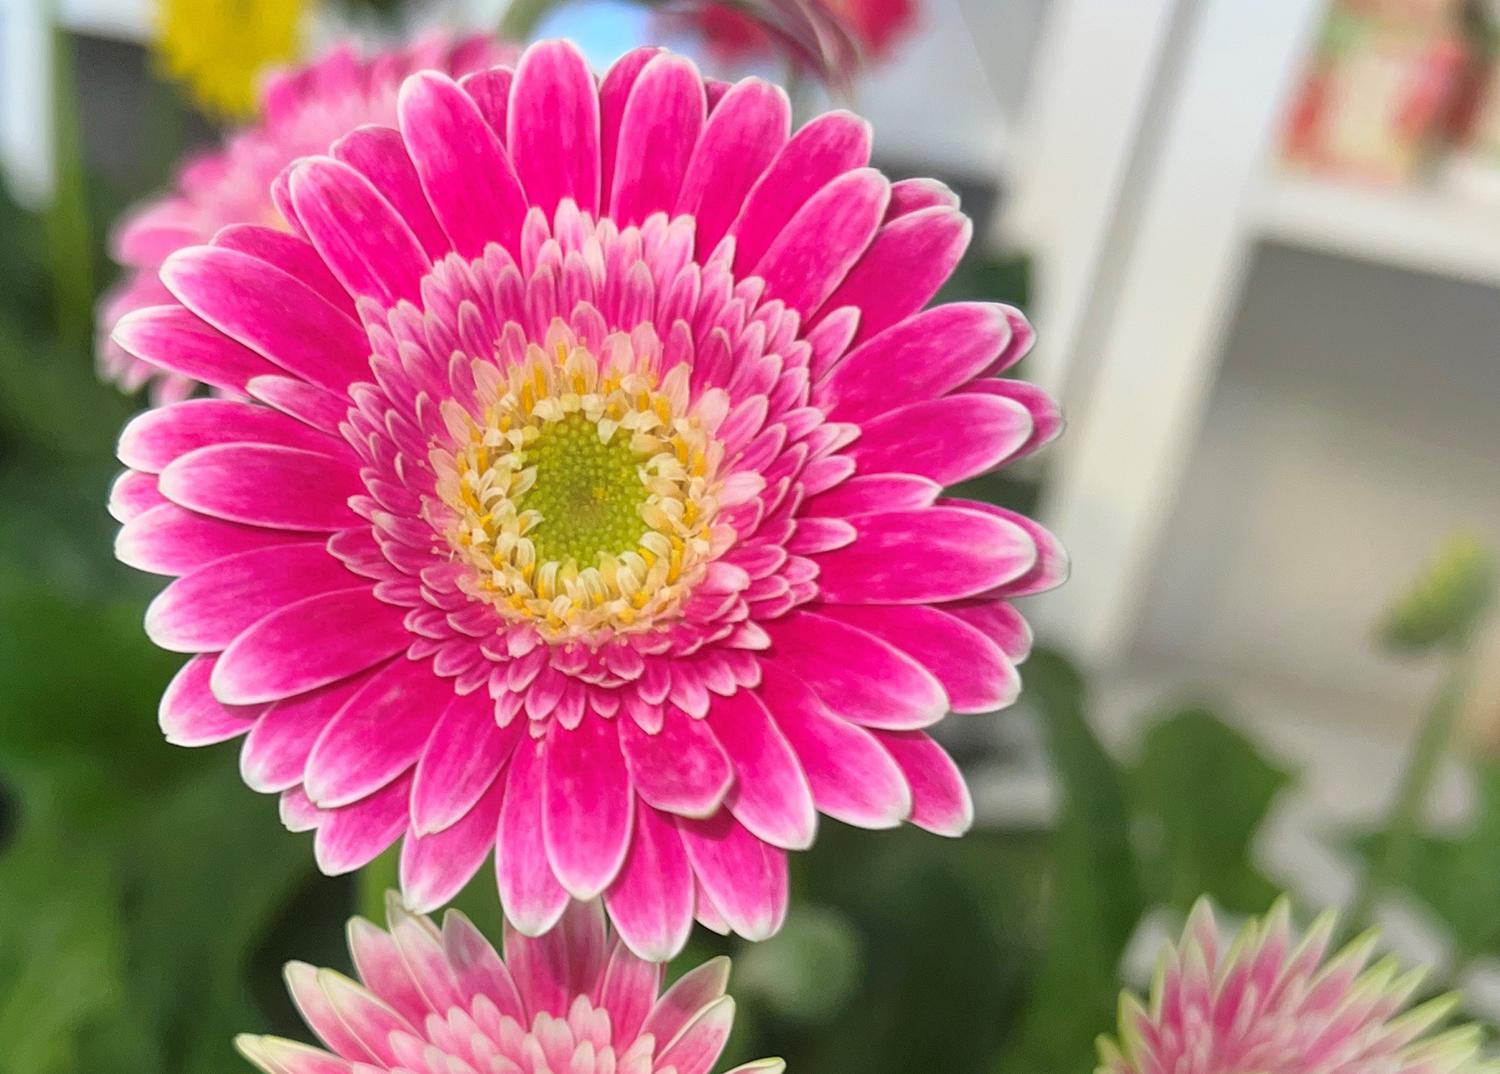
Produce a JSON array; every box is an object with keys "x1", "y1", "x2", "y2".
[
  {"x1": 236, "y1": 897, "x2": 781, "y2": 1074},
  {"x1": 99, "y1": 32, "x2": 515, "y2": 403},
  {"x1": 112, "y1": 39, "x2": 1064, "y2": 959},
  {"x1": 1098, "y1": 899, "x2": 1499, "y2": 1074}
]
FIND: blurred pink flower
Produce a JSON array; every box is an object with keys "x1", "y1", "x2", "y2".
[
  {"x1": 111, "y1": 40, "x2": 1063, "y2": 958},
  {"x1": 99, "y1": 33, "x2": 515, "y2": 403},
  {"x1": 237, "y1": 898, "x2": 781, "y2": 1074},
  {"x1": 1098, "y1": 899, "x2": 1498, "y2": 1074},
  {"x1": 676, "y1": 0, "x2": 918, "y2": 67}
]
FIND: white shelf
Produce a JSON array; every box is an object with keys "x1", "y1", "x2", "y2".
[{"x1": 1255, "y1": 172, "x2": 1500, "y2": 289}]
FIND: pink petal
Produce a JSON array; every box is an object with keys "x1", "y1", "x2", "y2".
[
  {"x1": 678, "y1": 811, "x2": 787, "y2": 941},
  {"x1": 762, "y1": 610, "x2": 946, "y2": 729},
  {"x1": 211, "y1": 587, "x2": 410, "y2": 705},
  {"x1": 459, "y1": 68, "x2": 513, "y2": 140},
  {"x1": 618, "y1": 706, "x2": 733, "y2": 818},
  {"x1": 441, "y1": 911, "x2": 526, "y2": 1017},
  {"x1": 817, "y1": 604, "x2": 1019, "y2": 713},
  {"x1": 608, "y1": 54, "x2": 706, "y2": 225},
  {"x1": 108, "y1": 470, "x2": 166, "y2": 523},
  {"x1": 507, "y1": 40, "x2": 601, "y2": 216},
  {"x1": 641, "y1": 956, "x2": 730, "y2": 1046},
  {"x1": 597, "y1": 938, "x2": 664, "y2": 1043},
  {"x1": 347, "y1": 916, "x2": 429, "y2": 1026},
  {"x1": 237, "y1": 1036, "x2": 351, "y2": 1074},
  {"x1": 947, "y1": 599, "x2": 1033, "y2": 663},
  {"x1": 283, "y1": 961, "x2": 375, "y2": 1060},
  {"x1": 803, "y1": 473, "x2": 939, "y2": 517},
  {"x1": 604, "y1": 803, "x2": 695, "y2": 962},
  {"x1": 287, "y1": 156, "x2": 430, "y2": 306},
  {"x1": 119, "y1": 399, "x2": 341, "y2": 473},
  {"x1": 505, "y1": 900, "x2": 609, "y2": 1019},
  {"x1": 496, "y1": 738, "x2": 570, "y2": 937},
  {"x1": 598, "y1": 48, "x2": 662, "y2": 202},
  {"x1": 158, "y1": 443, "x2": 361, "y2": 531},
  {"x1": 411, "y1": 690, "x2": 521, "y2": 835},
  {"x1": 543, "y1": 714, "x2": 634, "y2": 900},
  {"x1": 312, "y1": 772, "x2": 412, "y2": 874},
  {"x1": 331, "y1": 124, "x2": 449, "y2": 259},
  {"x1": 145, "y1": 541, "x2": 358, "y2": 652},
  {"x1": 729, "y1": 110, "x2": 871, "y2": 273},
  {"x1": 160, "y1": 245, "x2": 370, "y2": 393},
  {"x1": 885, "y1": 176, "x2": 959, "y2": 219},
  {"x1": 955, "y1": 500, "x2": 1069, "y2": 598},
  {"x1": 240, "y1": 672, "x2": 376, "y2": 793},
  {"x1": 304, "y1": 657, "x2": 453, "y2": 808},
  {"x1": 815, "y1": 302, "x2": 1013, "y2": 422},
  {"x1": 112, "y1": 304, "x2": 279, "y2": 394},
  {"x1": 675, "y1": 77, "x2": 790, "y2": 255},
  {"x1": 213, "y1": 224, "x2": 355, "y2": 316},
  {"x1": 398, "y1": 71, "x2": 528, "y2": 257},
  {"x1": 113, "y1": 199, "x2": 198, "y2": 267},
  {"x1": 246, "y1": 374, "x2": 351, "y2": 432},
  {"x1": 116, "y1": 503, "x2": 291, "y2": 576},
  {"x1": 655, "y1": 995, "x2": 736, "y2": 1074},
  {"x1": 400, "y1": 775, "x2": 504, "y2": 912},
  {"x1": 160, "y1": 653, "x2": 263, "y2": 746},
  {"x1": 758, "y1": 662, "x2": 911, "y2": 828},
  {"x1": 963, "y1": 378, "x2": 1063, "y2": 459},
  {"x1": 752, "y1": 167, "x2": 889, "y2": 316},
  {"x1": 812, "y1": 506, "x2": 1036, "y2": 604},
  {"x1": 873, "y1": 730, "x2": 973, "y2": 836},
  {"x1": 706, "y1": 691, "x2": 816, "y2": 851},
  {"x1": 847, "y1": 392, "x2": 1033, "y2": 486},
  {"x1": 315, "y1": 967, "x2": 412, "y2": 1064},
  {"x1": 816, "y1": 206, "x2": 971, "y2": 342}
]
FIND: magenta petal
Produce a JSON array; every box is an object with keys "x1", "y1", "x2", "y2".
[
  {"x1": 947, "y1": 599, "x2": 1033, "y2": 663},
  {"x1": 288, "y1": 156, "x2": 430, "y2": 306},
  {"x1": 108, "y1": 470, "x2": 166, "y2": 523},
  {"x1": 818, "y1": 604, "x2": 1020, "y2": 713},
  {"x1": 543, "y1": 714, "x2": 633, "y2": 900},
  {"x1": 505, "y1": 900, "x2": 608, "y2": 1019},
  {"x1": 752, "y1": 167, "x2": 889, "y2": 316},
  {"x1": 758, "y1": 662, "x2": 911, "y2": 828},
  {"x1": 158, "y1": 443, "x2": 361, "y2": 531},
  {"x1": 145, "y1": 541, "x2": 358, "y2": 652},
  {"x1": 304, "y1": 657, "x2": 453, "y2": 808},
  {"x1": 618, "y1": 706, "x2": 732, "y2": 819},
  {"x1": 849, "y1": 392, "x2": 1034, "y2": 487},
  {"x1": 496, "y1": 738, "x2": 570, "y2": 936},
  {"x1": 400, "y1": 776, "x2": 504, "y2": 912},
  {"x1": 213, "y1": 224, "x2": 355, "y2": 316},
  {"x1": 507, "y1": 40, "x2": 601, "y2": 215},
  {"x1": 676, "y1": 77, "x2": 790, "y2": 254},
  {"x1": 655, "y1": 995, "x2": 736, "y2": 1074},
  {"x1": 818, "y1": 206, "x2": 971, "y2": 343},
  {"x1": 729, "y1": 110, "x2": 871, "y2": 273},
  {"x1": 212, "y1": 587, "x2": 410, "y2": 705},
  {"x1": 113, "y1": 199, "x2": 197, "y2": 267},
  {"x1": 411, "y1": 690, "x2": 521, "y2": 835},
  {"x1": 112, "y1": 304, "x2": 280, "y2": 394},
  {"x1": 803, "y1": 473, "x2": 939, "y2": 517},
  {"x1": 160, "y1": 653, "x2": 263, "y2": 746},
  {"x1": 678, "y1": 811, "x2": 787, "y2": 942},
  {"x1": 312, "y1": 771, "x2": 412, "y2": 875},
  {"x1": 955, "y1": 500, "x2": 1069, "y2": 598},
  {"x1": 399, "y1": 71, "x2": 528, "y2": 257},
  {"x1": 763, "y1": 610, "x2": 946, "y2": 729},
  {"x1": 331, "y1": 124, "x2": 449, "y2": 259},
  {"x1": 813, "y1": 506, "x2": 1036, "y2": 604},
  {"x1": 598, "y1": 48, "x2": 662, "y2": 200},
  {"x1": 441, "y1": 911, "x2": 526, "y2": 1017},
  {"x1": 963, "y1": 378, "x2": 1063, "y2": 459},
  {"x1": 459, "y1": 67, "x2": 513, "y2": 140},
  {"x1": 885, "y1": 176, "x2": 959, "y2": 219},
  {"x1": 116, "y1": 503, "x2": 291, "y2": 576},
  {"x1": 160, "y1": 245, "x2": 370, "y2": 392},
  {"x1": 240, "y1": 672, "x2": 376, "y2": 793},
  {"x1": 816, "y1": 302, "x2": 1013, "y2": 422},
  {"x1": 608, "y1": 54, "x2": 706, "y2": 225},
  {"x1": 604, "y1": 803, "x2": 695, "y2": 962},
  {"x1": 706, "y1": 691, "x2": 816, "y2": 851},
  {"x1": 119, "y1": 398, "x2": 342, "y2": 473},
  {"x1": 874, "y1": 730, "x2": 973, "y2": 836}
]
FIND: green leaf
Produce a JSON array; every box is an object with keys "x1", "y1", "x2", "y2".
[
  {"x1": 995, "y1": 648, "x2": 1144, "y2": 1074},
  {"x1": 1130, "y1": 708, "x2": 1292, "y2": 913}
]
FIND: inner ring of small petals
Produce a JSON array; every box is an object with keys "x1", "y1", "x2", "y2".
[{"x1": 434, "y1": 339, "x2": 724, "y2": 643}]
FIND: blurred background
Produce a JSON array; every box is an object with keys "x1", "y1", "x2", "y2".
[{"x1": 3, "y1": 0, "x2": 1500, "y2": 1071}]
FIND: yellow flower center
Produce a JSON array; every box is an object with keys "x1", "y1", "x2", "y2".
[{"x1": 433, "y1": 339, "x2": 725, "y2": 643}]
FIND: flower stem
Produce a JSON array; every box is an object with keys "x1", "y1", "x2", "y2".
[
  {"x1": 498, "y1": 0, "x2": 563, "y2": 40},
  {"x1": 44, "y1": 27, "x2": 94, "y2": 358},
  {"x1": 1348, "y1": 644, "x2": 1475, "y2": 932},
  {"x1": 357, "y1": 846, "x2": 401, "y2": 922}
]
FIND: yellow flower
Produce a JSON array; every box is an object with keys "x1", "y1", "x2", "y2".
[{"x1": 155, "y1": 0, "x2": 305, "y2": 118}]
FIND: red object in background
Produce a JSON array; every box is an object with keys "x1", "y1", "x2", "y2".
[{"x1": 683, "y1": 0, "x2": 919, "y2": 65}]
